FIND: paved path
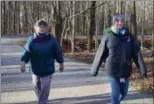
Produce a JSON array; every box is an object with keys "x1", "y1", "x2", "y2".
[{"x1": 1, "y1": 36, "x2": 153, "y2": 104}]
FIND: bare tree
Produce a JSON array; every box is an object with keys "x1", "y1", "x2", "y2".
[
  {"x1": 14, "y1": 1, "x2": 20, "y2": 34},
  {"x1": 141, "y1": 1, "x2": 146, "y2": 50},
  {"x1": 1, "y1": 1, "x2": 5, "y2": 34},
  {"x1": 152, "y1": 1, "x2": 154, "y2": 52},
  {"x1": 71, "y1": 1, "x2": 75, "y2": 53},
  {"x1": 131, "y1": 1, "x2": 137, "y2": 39},
  {"x1": 152, "y1": 1, "x2": 154, "y2": 70},
  {"x1": 87, "y1": 1, "x2": 96, "y2": 52},
  {"x1": 116, "y1": 1, "x2": 123, "y2": 13},
  {"x1": 54, "y1": 1, "x2": 63, "y2": 43}
]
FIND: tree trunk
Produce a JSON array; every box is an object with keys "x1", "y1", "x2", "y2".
[
  {"x1": 116, "y1": 1, "x2": 119, "y2": 13},
  {"x1": 121, "y1": 1, "x2": 124, "y2": 14},
  {"x1": 55, "y1": 1, "x2": 63, "y2": 44},
  {"x1": 1, "y1": 1, "x2": 5, "y2": 35},
  {"x1": 131, "y1": 1, "x2": 137, "y2": 39},
  {"x1": 141, "y1": 2, "x2": 145, "y2": 50},
  {"x1": 14, "y1": 1, "x2": 20, "y2": 35},
  {"x1": 101, "y1": 3, "x2": 104, "y2": 33},
  {"x1": 115, "y1": 1, "x2": 123, "y2": 13},
  {"x1": 152, "y1": 1, "x2": 154, "y2": 51},
  {"x1": 87, "y1": 1, "x2": 96, "y2": 52},
  {"x1": 7, "y1": 1, "x2": 11, "y2": 35},
  {"x1": 82, "y1": 2, "x2": 86, "y2": 34},
  {"x1": 152, "y1": 1, "x2": 154, "y2": 71},
  {"x1": 125, "y1": 2, "x2": 130, "y2": 29},
  {"x1": 71, "y1": 1, "x2": 75, "y2": 53}
]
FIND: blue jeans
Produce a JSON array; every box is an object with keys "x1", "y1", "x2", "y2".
[{"x1": 109, "y1": 77, "x2": 129, "y2": 104}]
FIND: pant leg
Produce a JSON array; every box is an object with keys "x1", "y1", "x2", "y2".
[
  {"x1": 39, "y1": 75, "x2": 52, "y2": 104},
  {"x1": 119, "y1": 78, "x2": 129, "y2": 101},
  {"x1": 109, "y1": 77, "x2": 121, "y2": 104},
  {"x1": 32, "y1": 74, "x2": 41, "y2": 100}
]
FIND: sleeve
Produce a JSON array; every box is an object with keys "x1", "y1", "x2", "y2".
[
  {"x1": 131, "y1": 36, "x2": 147, "y2": 76},
  {"x1": 21, "y1": 36, "x2": 33, "y2": 63},
  {"x1": 91, "y1": 34, "x2": 108, "y2": 76},
  {"x1": 53, "y1": 38, "x2": 64, "y2": 63}
]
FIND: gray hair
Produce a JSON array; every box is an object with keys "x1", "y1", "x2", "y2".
[{"x1": 112, "y1": 14, "x2": 125, "y2": 24}]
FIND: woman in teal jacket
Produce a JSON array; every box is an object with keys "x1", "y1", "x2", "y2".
[{"x1": 21, "y1": 19, "x2": 64, "y2": 104}]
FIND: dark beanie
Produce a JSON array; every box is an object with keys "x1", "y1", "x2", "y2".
[{"x1": 112, "y1": 14, "x2": 124, "y2": 24}]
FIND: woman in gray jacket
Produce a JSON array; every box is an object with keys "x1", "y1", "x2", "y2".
[{"x1": 91, "y1": 14, "x2": 147, "y2": 104}]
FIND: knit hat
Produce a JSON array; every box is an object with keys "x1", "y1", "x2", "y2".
[{"x1": 112, "y1": 14, "x2": 124, "y2": 24}]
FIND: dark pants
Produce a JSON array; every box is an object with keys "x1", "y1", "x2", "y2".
[
  {"x1": 109, "y1": 77, "x2": 129, "y2": 104},
  {"x1": 32, "y1": 74, "x2": 52, "y2": 104}
]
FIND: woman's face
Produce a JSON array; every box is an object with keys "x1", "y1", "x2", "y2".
[
  {"x1": 34, "y1": 26, "x2": 48, "y2": 33},
  {"x1": 114, "y1": 20, "x2": 124, "y2": 30}
]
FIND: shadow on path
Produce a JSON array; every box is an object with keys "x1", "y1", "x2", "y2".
[{"x1": 5, "y1": 90, "x2": 153, "y2": 104}]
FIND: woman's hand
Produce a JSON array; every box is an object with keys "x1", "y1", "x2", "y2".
[
  {"x1": 59, "y1": 63, "x2": 64, "y2": 72},
  {"x1": 20, "y1": 62, "x2": 26, "y2": 73}
]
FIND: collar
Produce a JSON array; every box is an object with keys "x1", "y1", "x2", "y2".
[
  {"x1": 33, "y1": 32, "x2": 51, "y2": 38},
  {"x1": 111, "y1": 27, "x2": 126, "y2": 35}
]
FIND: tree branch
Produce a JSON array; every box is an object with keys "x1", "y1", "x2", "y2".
[{"x1": 64, "y1": 2, "x2": 104, "y2": 20}]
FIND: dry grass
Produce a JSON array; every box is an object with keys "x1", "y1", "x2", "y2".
[
  {"x1": 132, "y1": 77, "x2": 153, "y2": 92},
  {"x1": 144, "y1": 57, "x2": 154, "y2": 63}
]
